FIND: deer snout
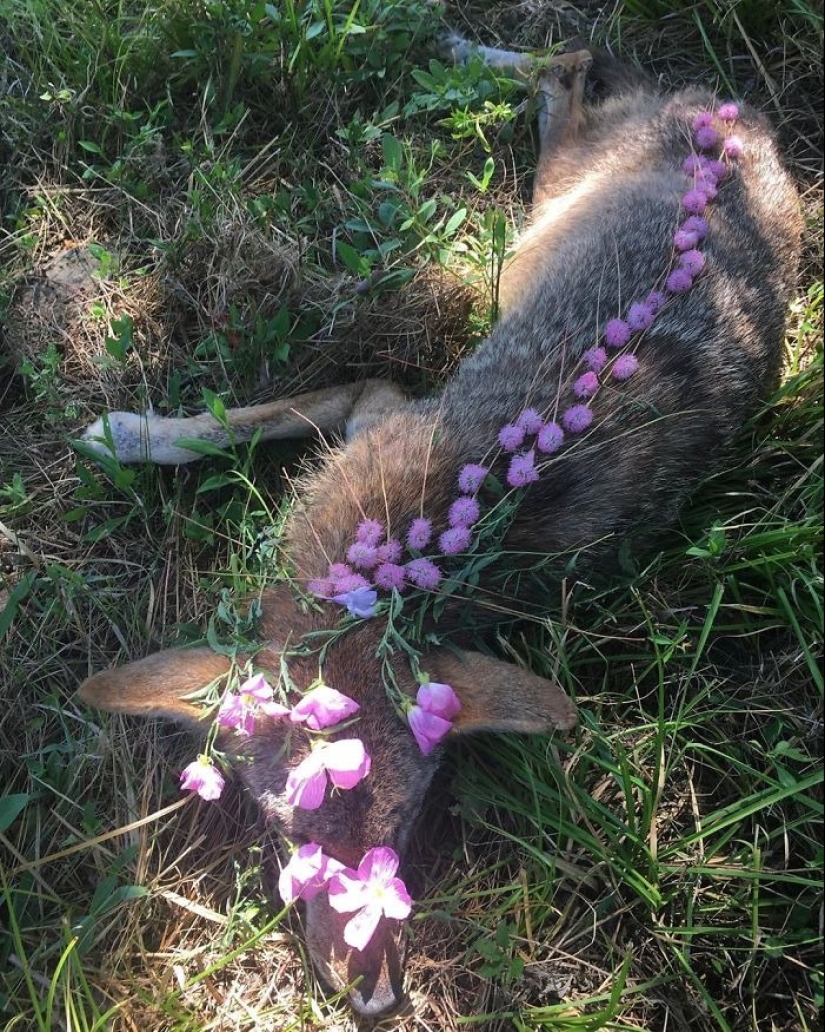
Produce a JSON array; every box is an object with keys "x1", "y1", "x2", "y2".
[{"x1": 304, "y1": 893, "x2": 406, "y2": 1016}]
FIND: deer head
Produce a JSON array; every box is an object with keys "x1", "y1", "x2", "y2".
[{"x1": 77, "y1": 585, "x2": 576, "y2": 1016}]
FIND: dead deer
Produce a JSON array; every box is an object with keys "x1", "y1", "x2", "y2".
[{"x1": 77, "y1": 34, "x2": 801, "y2": 1017}]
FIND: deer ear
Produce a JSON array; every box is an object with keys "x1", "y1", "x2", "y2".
[
  {"x1": 425, "y1": 649, "x2": 576, "y2": 735},
  {"x1": 77, "y1": 648, "x2": 233, "y2": 728}
]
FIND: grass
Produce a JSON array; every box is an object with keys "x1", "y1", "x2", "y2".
[{"x1": 0, "y1": 0, "x2": 822, "y2": 1029}]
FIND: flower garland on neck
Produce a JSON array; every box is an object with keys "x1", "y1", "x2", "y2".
[{"x1": 179, "y1": 102, "x2": 743, "y2": 950}]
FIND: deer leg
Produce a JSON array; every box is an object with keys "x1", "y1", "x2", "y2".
[{"x1": 81, "y1": 379, "x2": 408, "y2": 465}]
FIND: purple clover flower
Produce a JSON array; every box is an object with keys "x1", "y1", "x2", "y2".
[
  {"x1": 666, "y1": 268, "x2": 694, "y2": 294},
  {"x1": 448, "y1": 495, "x2": 480, "y2": 528},
  {"x1": 682, "y1": 154, "x2": 706, "y2": 175},
  {"x1": 374, "y1": 563, "x2": 406, "y2": 591},
  {"x1": 307, "y1": 577, "x2": 334, "y2": 598},
  {"x1": 627, "y1": 301, "x2": 655, "y2": 331},
  {"x1": 356, "y1": 519, "x2": 384, "y2": 546},
  {"x1": 507, "y1": 449, "x2": 540, "y2": 488},
  {"x1": 674, "y1": 227, "x2": 700, "y2": 251},
  {"x1": 438, "y1": 525, "x2": 472, "y2": 555},
  {"x1": 679, "y1": 249, "x2": 706, "y2": 276},
  {"x1": 695, "y1": 125, "x2": 719, "y2": 150},
  {"x1": 346, "y1": 541, "x2": 379, "y2": 570},
  {"x1": 562, "y1": 405, "x2": 593, "y2": 433},
  {"x1": 537, "y1": 421, "x2": 564, "y2": 454},
  {"x1": 612, "y1": 354, "x2": 640, "y2": 380},
  {"x1": 573, "y1": 371, "x2": 599, "y2": 399},
  {"x1": 457, "y1": 463, "x2": 488, "y2": 493},
  {"x1": 516, "y1": 408, "x2": 544, "y2": 434},
  {"x1": 406, "y1": 517, "x2": 433, "y2": 551},
  {"x1": 717, "y1": 101, "x2": 739, "y2": 122},
  {"x1": 331, "y1": 571, "x2": 369, "y2": 594},
  {"x1": 682, "y1": 215, "x2": 709, "y2": 240},
  {"x1": 682, "y1": 189, "x2": 708, "y2": 215},
  {"x1": 405, "y1": 557, "x2": 442, "y2": 590},
  {"x1": 646, "y1": 289, "x2": 667, "y2": 313},
  {"x1": 692, "y1": 111, "x2": 714, "y2": 131},
  {"x1": 583, "y1": 346, "x2": 608, "y2": 372},
  {"x1": 604, "y1": 318, "x2": 631, "y2": 348},
  {"x1": 376, "y1": 539, "x2": 402, "y2": 564},
  {"x1": 498, "y1": 422, "x2": 526, "y2": 451},
  {"x1": 723, "y1": 135, "x2": 744, "y2": 159}
]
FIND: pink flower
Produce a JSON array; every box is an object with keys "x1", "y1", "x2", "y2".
[
  {"x1": 217, "y1": 675, "x2": 291, "y2": 736},
  {"x1": 448, "y1": 495, "x2": 480, "y2": 527},
  {"x1": 583, "y1": 346, "x2": 608, "y2": 372},
  {"x1": 717, "y1": 101, "x2": 739, "y2": 122},
  {"x1": 682, "y1": 215, "x2": 709, "y2": 240},
  {"x1": 674, "y1": 227, "x2": 699, "y2": 251},
  {"x1": 356, "y1": 520, "x2": 384, "y2": 546},
  {"x1": 682, "y1": 154, "x2": 707, "y2": 175},
  {"x1": 285, "y1": 739, "x2": 371, "y2": 810},
  {"x1": 457, "y1": 463, "x2": 488, "y2": 493},
  {"x1": 516, "y1": 408, "x2": 544, "y2": 434},
  {"x1": 376, "y1": 539, "x2": 403, "y2": 564},
  {"x1": 278, "y1": 843, "x2": 344, "y2": 904},
  {"x1": 417, "y1": 681, "x2": 461, "y2": 720},
  {"x1": 507, "y1": 449, "x2": 540, "y2": 488},
  {"x1": 604, "y1": 318, "x2": 631, "y2": 348},
  {"x1": 331, "y1": 585, "x2": 378, "y2": 618},
  {"x1": 374, "y1": 563, "x2": 406, "y2": 591},
  {"x1": 328, "y1": 562, "x2": 353, "y2": 581},
  {"x1": 438, "y1": 525, "x2": 472, "y2": 555},
  {"x1": 682, "y1": 189, "x2": 708, "y2": 215},
  {"x1": 180, "y1": 756, "x2": 225, "y2": 801},
  {"x1": 562, "y1": 405, "x2": 593, "y2": 433},
  {"x1": 331, "y1": 572, "x2": 369, "y2": 594},
  {"x1": 537, "y1": 421, "x2": 564, "y2": 454},
  {"x1": 646, "y1": 289, "x2": 667, "y2": 313},
  {"x1": 573, "y1": 371, "x2": 599, "y2": 399},
  {"x1": 407, "y1": 706, "x2": 453, "y2": 755},
  {"x1": 692, "y1": 111, "x2": 714, "y2": 131},
  {"x1": 666, "y1": 268, "x2": 694, "y2": 294},
  {"x1": 679, "y1": 249, "x2": 706, "y2": 276},
  {"x1": 290, "y1": 684, "x2": 360, "y2": 730},
  {"x1": 406, "y1": 517, "x2": 433, "y2": 551},
  {"x1": 405, "y1": 557, "x2": 442, "y2": 590},
  {"x1": 723, "y1": 135, "x2": 744, "y2": 159},
  {"x1": 612, "y1": 354, "x2": 640, "y2": 380},
  {"x1": 627, "y1": 301, "x2": 655, "y2": 331},
  {"x1": 346, "y1": 541, "x2": 379, "y2": 570},
  {"x1": 307, "y1": 577, "x2": 334, "y2": 598},
  {"x1": 497, "y1": 423, "x2": 525, "y2": 451},
  {"x1": 695, "y1": 125, "x2": 719, "y2": 150},
  {"x1": 327, "y1": 847, "x2": 412, "y2": 951}
]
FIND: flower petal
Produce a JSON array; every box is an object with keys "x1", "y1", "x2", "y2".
[
  {"x1": 408, "y1": 706, "x2": 452, "y2": 755},
  {"x1": 343, "y1": 904, "x2": 383, "y2": 951},
  {"x1": 416, "y1": 682, "x2": 461, "y2": 720},
  {"x1": 322, "y1": 739, "x2": 371, "y2": 790},
  {"x1": 357, "y1": 845, "x2": 400, "y2": 884},
  {"x1": 382, "y1": 878, "x2": 413, "y2": 920},
  {"x1": 328, "y1": 868, "x2": 371, "y2": 913},
  {"x1": 291, "y1": 685, "x2": 360, "y2": 730},
  {"x1": 285, "y1": 752, "x2": 328, "y2": 809}
]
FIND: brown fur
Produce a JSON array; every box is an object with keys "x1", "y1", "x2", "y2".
[{"x1": 77, "y1": 36, "x2": 801, "y2": 1017}]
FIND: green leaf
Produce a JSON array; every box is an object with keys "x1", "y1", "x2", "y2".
[{"x1": 0, "y1": 793, "x2": 31, "y2": 832}]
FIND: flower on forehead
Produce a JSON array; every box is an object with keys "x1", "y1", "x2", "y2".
[
  {"x1": 328, "y1": 562, "x2": 353, "y2": 581},
  {"x1": 573, "y1": 372, "x2": 599, "y2": 399},
  {"x1": 562, "y1": 405, "x2": 593, "y2": 433},
  {"x1": 374, "y1": 563, "x2": 406, "y2": 591},
  {"x1": 516, "y1": 408, "x2": 544, "y2": 434},
  {"x1": 405, "y1": 557, "x2": 442, "y2": 590},
  {"x1": 376, "y1": 539, "x2": 403, "y2": 564},
  {"x1": 507, "y1": 449, "x2": 540, "y2": 488},
  {"x1": 646, "y1": 289, "x2": 667, "y2": 313},
  {"x1": 290, "y1": 684, "x2": 360, "y2": 730},
  {"x1": 706, "y1": 158, "x2": 728, "y2": 180},
  {"x1": 498, "y1": 423, "x2": 526, "y2": 451},
  {"x1": 406, "y1": 517, "x2": 433, "y2": 551},
  {"x1": 327, "y1": 846, "x2": 412, "y2": 951},
  {"x1": 674, "y1": 227, "x2": 699, "y2": 252},
  {"x1": 612, "y1": 354, "x2": 640, "y2": 381},
  {"x1": 285, "y1": 739, "x2": 371, "y2": 810},
  {"x1": 331, "y1": 571, "x2": 369, "y2": 595},
  {"x1": 537, "y1": 421, "x2": 564, "y2": 454},
  {"x1": 723, "y1": 135, "x2": 744, "y2": 159},
  {"x1": 604, "y1": 318, "x2": 631, "y2": 349},
  {"x1": 695, "y1": 125, "x2": 719, "y2": 150},
  {"x1": 679, "y1": 249, "x2": 706, "y2": 276},
  {"x1": 438, "y1": 525, "x2": 472, "y2": 556},
  {"x1": 356, "y1": 520, "x2": 384, "y2": 546},
  {"x1": 682, "y1": 154, "x2": 707, "y2": 175},
  {"x1": 692, "y1": 110, "x2": 714, "y2": 131},
  {"x1": 217, "y1": 674, "x2": 291, "y2": 735},
  {"x1": 278, "y1": 842, "x2": 345, "y2": 905},
  {"x1": 448, "y1": 495, "x2": 480, "y2": 528},
  {"x1": 627, "y1": 301, "x2": 655, "y2": 331},
  {"x1": 682, "y1": 215, "x2": 709, "y2": 240},
  {"x1": 346, "y1": 541, "x2": 379, "y2": 570},
  {"x1": 682, "y1": 189, "x2": 708, "y2": 215},
  {"x1": 331, "y1": 585, "x2": 378, "y2": 619},
  {"x1": 583, "y1": 346, "x2": 608, "y2": 373},
  {"x1": 718, "y1": 101, "x2": 739, "y2": 122},
  {"x1": 666, "y1": 267, "x2": 694, "y2": 294},
  {"x1": 180, "y1": 755, "x2": 225, "y2": 801},
  {"x1": 457, "y1": 463, "x2": 489, "y2": 494},
  {"x1": 698, "y1": 179, "x2": 718, "y2": 202}
]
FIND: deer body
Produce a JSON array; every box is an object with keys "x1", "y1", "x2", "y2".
[{"x1": 78, "y1": 41, "x2": 801, "y2": 1017}]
